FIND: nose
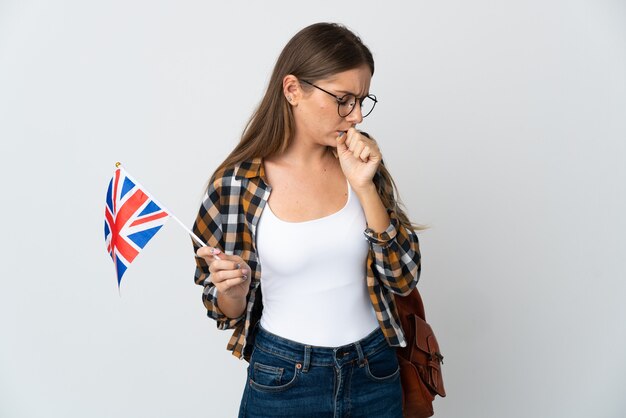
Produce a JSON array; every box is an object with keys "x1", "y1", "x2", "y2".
[{"x1": 345, "y1": 103, "x2": 363, "y2": 124}]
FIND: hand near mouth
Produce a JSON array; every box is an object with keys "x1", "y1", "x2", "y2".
[{"x1": 336, "y1": 127, "x2": 382, "y2": 191}]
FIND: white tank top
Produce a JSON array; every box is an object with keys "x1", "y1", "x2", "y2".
[{"x1": 256, "y1": 182, "x2": 379, "y2": 347}]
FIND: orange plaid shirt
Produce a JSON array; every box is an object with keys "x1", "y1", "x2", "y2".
[{"x1": 192, "y1": 158, "x2": 421, "y2": 360}]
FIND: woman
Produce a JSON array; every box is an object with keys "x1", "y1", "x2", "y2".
[{"x1": 193, "y1": 22, "x2": 421, "y2": 418}]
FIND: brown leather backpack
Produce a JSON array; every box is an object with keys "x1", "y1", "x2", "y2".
[{"x1": 395, "y1": 288, "x2": 446, "y2": 417}]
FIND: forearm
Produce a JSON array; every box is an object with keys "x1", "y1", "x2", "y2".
[
  {"x1": 364, "y1": 210, "x2": 421, "y2": 294},
  {"x1": 216, "y1": 293, "x2": 247, "y2": 319},
  {"x1": 353, "y1": 182, "x2": 391, "y2": 233}
]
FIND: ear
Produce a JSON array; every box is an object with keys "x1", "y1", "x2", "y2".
[{"x1": 282, "y1": 74, "x2": 302, "y2": 106}]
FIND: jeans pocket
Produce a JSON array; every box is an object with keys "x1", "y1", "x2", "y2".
[
  {"x1": 364, "y1": 345, "x2": 400, "y2": 382},
  {"x1": 253, "y1": 362, "x2": 284, "y2": 386},
  {"x1": 249, "y1": 347, "x2": 301, "y2": 393}
]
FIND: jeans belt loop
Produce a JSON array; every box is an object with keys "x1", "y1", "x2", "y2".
[
  {"x1": 354, "y1": 342, "x2": 366, "y2": 368},
  {"x1": 303, "y1": 345, "x2": 311, "y2": 373}
]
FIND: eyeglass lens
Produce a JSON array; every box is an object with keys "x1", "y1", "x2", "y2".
[{"x1": 339, "y1": 95, "x2": 376, "y2": 118}]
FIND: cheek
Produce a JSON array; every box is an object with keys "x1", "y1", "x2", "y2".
[
  {"x1": 311, "y1": 94, "x2": 336, "y2": 116},
  {"x1": 317, "y1": 102, "x2": 342, "y2": 124},
  {"x1": 318, "y1": 104, "x2": 332, "y2": 122},
  {"x1": 298, "y1": 98, "x2": 341, "y2": 132},
  {"x1": 307, "y1": 102, "x2": 331, "y2": 125}
]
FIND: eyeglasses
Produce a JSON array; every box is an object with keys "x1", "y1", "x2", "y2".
[{"x1": 300, "y1": 79, "x2": 378, "y2": 118}]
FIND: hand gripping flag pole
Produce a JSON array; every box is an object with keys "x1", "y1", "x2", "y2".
[{"x1": 104, "y1": 162, "x2": 208, "y2": 287}]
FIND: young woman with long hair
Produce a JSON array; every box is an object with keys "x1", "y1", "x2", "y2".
[{"x1": 193, "y1": 22, "x2": 421, "y2": 418}]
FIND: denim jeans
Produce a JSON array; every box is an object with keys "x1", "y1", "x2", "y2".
[{"x1": 238, "y1": 324, "x2": 403, "y2": 418}]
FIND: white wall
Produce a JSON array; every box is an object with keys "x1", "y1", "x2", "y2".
[{"x1": 1, "y1": 1, "x2": 625, "y2": 417}]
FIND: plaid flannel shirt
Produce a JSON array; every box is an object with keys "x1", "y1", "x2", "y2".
[{"x1": 192, "y1": 157, "x2": 421, "y2": 360}]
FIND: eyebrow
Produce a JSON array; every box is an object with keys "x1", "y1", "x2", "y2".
[{"x1": 335, "y1": 88, "x2": 370, "y2": 97}]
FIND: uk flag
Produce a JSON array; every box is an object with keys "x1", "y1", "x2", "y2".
[{"x1": 104, "y1": 166, "x2": 170, "y2": 285}]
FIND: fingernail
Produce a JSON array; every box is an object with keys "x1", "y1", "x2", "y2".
[
  {"x1": 242, "y1": 275, "x2": 248, "y2": 281},
  {"x1": 241, "y1": 268, "x2": 248, "y2": 275},
  {"x1": 236, "y1": 263, "x2": 241, "y2": 269}
]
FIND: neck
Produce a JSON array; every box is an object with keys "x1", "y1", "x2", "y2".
[{"x1": 274, "y1": 135, "x2": 335, "y2": 168}]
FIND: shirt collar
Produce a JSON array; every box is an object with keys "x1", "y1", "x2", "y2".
[{"x1": 234, "y1": 157, "x2": 265, "y2": 180}]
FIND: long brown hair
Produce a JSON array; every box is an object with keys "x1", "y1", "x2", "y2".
[{"x1": 212, "y1": 22, "x2": 421, "y2": 232}]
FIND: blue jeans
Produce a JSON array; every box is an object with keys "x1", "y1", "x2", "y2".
[{"x1": 238, "y1": 325, "x2": 403, "y2": 418}]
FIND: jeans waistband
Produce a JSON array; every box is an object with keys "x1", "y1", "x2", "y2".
[{"x1": 253, "y1": 325, "x2": 389, "y2": 370}]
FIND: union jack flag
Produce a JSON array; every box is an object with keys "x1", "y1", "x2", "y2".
[{"x1": 104, "y1": 166, "x2": 170, "y2": 285}]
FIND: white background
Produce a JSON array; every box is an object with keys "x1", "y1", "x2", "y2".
[{"x1": 1, "y1": 1, "x2": 625, "y2": 417}]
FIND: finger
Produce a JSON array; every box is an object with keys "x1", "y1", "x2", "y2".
[
  {"x1": 352, "y1": 141, "x2": 365, "y2": 159},
  {"x1": 209, "y1": 259, "x2": 244, "y2": 274},
  {"x1": 366, "y1": 144, "x2": 381, "y2": 162},
  {"x1": 211, "y1": 265, "x2": 249, "y2": 283},
  {"x1": 208, "y1": 251, "x2": 242, "y2": 264},
  {"x1": 345, "y1": 127, "x2": 360, "y2": 149},
  {"x1": 359, "y1": 145, "x2": 371, "y2": 162},
  {"x1": 347, "y1": 133, "x2": 358, "y2": 152},
  {"x1": 196, "y1": 247, "x2": 223, "y2": 265},
  {"x1": 216, "y1": 275, "x2": 250, "y2": 293},
  {"x1": 347, "y1": 130, "x2": 367, "y2": 153},
  {"x1": 337, "y1": 131, "x2": 348, "y2": 151},
  {"x1": 196, "y1": 246, "x2": 222, "y2": 258},
  {"x1": 344, "y1": 133, "x2": 353, "y2": 148}
]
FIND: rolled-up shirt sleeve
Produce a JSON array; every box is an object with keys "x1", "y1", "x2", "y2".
[
  {"x1": 192, "y1": 174, "x2": 245, "y2": 330},
  {"x1": 363, "y1": 210, "x2": 421, "y2": 296}
]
